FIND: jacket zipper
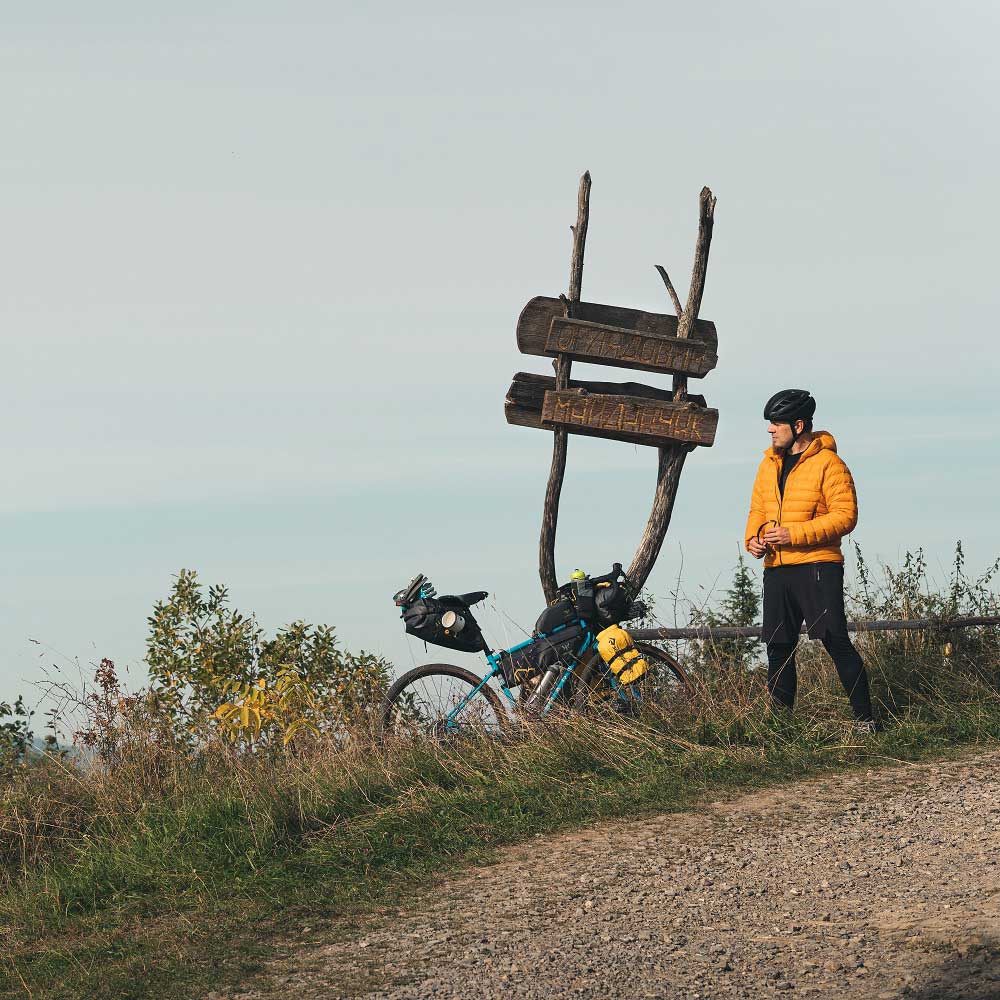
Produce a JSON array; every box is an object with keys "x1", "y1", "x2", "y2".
[
  {"x1": 775, "y1": 472, "x2": 783, "y2": 566},
  {"x1": 773, "y1": 448, "x2": 809, "y2": 567}
]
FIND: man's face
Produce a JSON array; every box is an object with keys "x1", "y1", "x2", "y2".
[{"x1": 768, "y1": 420, "x2": 798, "y2": 451}]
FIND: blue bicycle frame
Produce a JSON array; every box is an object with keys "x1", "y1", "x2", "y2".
[{"x1": 441, "y1": 621, "x2": 633, "y2": 730}]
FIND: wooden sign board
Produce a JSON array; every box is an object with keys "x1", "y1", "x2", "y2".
[
  {"x1": 505, "y1": 372, "x2": 716, "y2": 449},
  {"x1": 517, "y1": 295, "x2": 718, "y2": 359},
  {"x1": 505, "y1": 372, "x2": 706, "y2": 429},
  {"x1": 545, "y1": 316, "x2": 717, "y2": 378},
  {"x1": 542, "y1": 388, "x2": 718, "y2": 448}
]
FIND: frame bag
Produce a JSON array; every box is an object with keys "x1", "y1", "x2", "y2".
[{"x1": 534, "y1": 621, "x2": 590, "y2": 671}]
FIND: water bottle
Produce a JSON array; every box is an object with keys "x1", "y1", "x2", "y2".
[{"x1": 526, "y1": 664, "x2": 561, "y2": 709}]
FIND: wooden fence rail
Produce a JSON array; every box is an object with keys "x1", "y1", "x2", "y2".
[{"x1": 630, "y1": 615, "x2": 1000, "y2": 642}]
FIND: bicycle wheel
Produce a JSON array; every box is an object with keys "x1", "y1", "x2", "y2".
[
  {"x1": 634, "y1": 642, "x2": 692, "y2": 701},
  {"x1": 570, "y1": 642, "x2": 692, "y2": 711},
  {"x1": 380, "y1": 662, "x2": 509, "y2": 739}
]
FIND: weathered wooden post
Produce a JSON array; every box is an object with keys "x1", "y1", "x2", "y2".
[
  {"x1": 504, "y1": 175, "x2": 719, "y2": 601},
  {"x1": 536, "y1": 171, "x2": 591, "y2": 603}
]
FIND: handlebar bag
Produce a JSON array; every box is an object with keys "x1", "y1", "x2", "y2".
[
  {"x1": 402, "y1": 597, "x2": 486, "y2": 653},
  {"x1": 594, "y1": 581, "x2": 634, "y2": 626}
]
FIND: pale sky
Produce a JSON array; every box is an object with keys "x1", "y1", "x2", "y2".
[{"x1": 3, "y1": 2, "x2": 998, "y2": 712}]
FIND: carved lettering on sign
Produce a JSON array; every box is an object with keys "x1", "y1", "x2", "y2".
[
  {"x1": 516, "y1": 295, "x2": 719, "y2": 358},
  {"x1": 545, "y1": 317, "x2": 717, "y2": 378},
  {"x1": 540, "y1": 389, "x2": 718, "y2": 448}
]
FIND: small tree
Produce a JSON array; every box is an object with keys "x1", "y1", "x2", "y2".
[
  {"x1": 145, "y1": 569, "x2": 391, "y2": 748},
  {"x1": 690, "y1": 554, "x2": 761, "y2": 672}
]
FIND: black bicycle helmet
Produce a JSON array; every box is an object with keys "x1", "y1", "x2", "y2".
[
  {"x1": 763, "y1": 389, "x2": 816, "y2": 424},
  {"x1": 764, "y1": 389, "x2": 816, "y2": 446}
]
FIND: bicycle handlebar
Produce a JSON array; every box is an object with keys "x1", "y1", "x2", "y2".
[{"x1": 587, "y1": 562, "x2": 626, "y2": 587}]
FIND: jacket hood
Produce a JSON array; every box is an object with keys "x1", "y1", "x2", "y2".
[{"x1": 765, "y1": 430, "x2": 837, "y2": 462}]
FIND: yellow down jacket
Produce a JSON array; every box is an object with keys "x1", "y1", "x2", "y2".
[{"x1": 744, "y1": 430, "x2": 858, "y2": 568}]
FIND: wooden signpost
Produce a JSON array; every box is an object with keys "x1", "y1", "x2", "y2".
[
  {"x1": 540, "y1": 388, "x2": 717, "y2": 448},
  {"x1": 504, "y1": 174, "x2": 719, "y2": 602}
]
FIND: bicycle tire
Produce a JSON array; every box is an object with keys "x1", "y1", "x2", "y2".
[
  {"x1": 569, "y1": 642, "x2": 692, "y2": 711},
  {"x1": 380, "y1": 662, "x2": 509, "y2": 739},
  {"x1": 634, "y1": 642, "x2": 692, "y2": 700}
]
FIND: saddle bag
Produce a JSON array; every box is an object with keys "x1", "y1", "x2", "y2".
[
  {"x1": 402, "y1": 597, "x2": 486, "y2": 653},
  {"x1": 596, "y1": 625, "x2": 649, "y2": 685}
]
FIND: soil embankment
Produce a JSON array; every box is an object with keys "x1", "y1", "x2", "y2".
[{"x1": 221, "y1": 750, "x2": 1000, "y2": 1000}]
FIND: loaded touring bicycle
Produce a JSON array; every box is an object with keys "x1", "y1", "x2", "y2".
[{"x1": 382, "y1": 563, "x2": 690, "y2": 737}]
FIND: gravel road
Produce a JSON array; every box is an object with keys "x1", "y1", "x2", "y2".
[{"x1": 223, "y1": 750, "x2": 1000, "y2": 1000}]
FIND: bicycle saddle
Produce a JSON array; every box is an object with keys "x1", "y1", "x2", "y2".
[{"x1": 457, "y1": 591, "x2": 488, "y2": 606}]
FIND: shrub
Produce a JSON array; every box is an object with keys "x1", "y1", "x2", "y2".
[
  {"x1": 0, "y1": 697, "x2": 33, "y2": 763},
  {"x1": 849, "y1": 542, "x2": 1000, "y2": 714},
  {"x1": 143, "y1": 569, "x2": 392, "y2": 749}
]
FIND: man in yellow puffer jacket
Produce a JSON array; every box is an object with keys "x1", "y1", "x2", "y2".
[{"x1": 745, "y1": 389, "x2": 875, "y2": 728}]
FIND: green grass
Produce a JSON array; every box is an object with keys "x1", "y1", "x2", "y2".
[{"x1": 3, "y1": 696, "x2": 999, "y2": 1000}]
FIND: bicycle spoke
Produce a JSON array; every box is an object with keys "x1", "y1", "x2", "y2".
[{"x1": 383, "y1": 668, "x2": 504, "y2": 739}]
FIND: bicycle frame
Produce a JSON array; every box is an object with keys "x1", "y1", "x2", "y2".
[{"x1": 441, "y1": 623, "x2": 633, "y2": 730}]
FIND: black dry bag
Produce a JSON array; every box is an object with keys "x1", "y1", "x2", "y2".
[
  {"x1": 594, "y1": 581, "x2": 635, "y2": 626},
  {"x1": 534, "y1": 599, "x2": 579, "y2": 634},
  {"x1": 402, "y1": 596, "x2": 486, "y2": 654}
]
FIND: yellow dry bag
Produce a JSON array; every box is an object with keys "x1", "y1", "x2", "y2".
[{"x1": 596, "y1": 625, "x2": 649, "y2": 685}]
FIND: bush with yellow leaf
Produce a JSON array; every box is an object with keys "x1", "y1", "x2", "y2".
[
  {"x1": 146, "y1": 569, "x2": 390, "y2": 749},
  {"x1": 213, "y1": 667, "x2": 323, "y2": 747}
]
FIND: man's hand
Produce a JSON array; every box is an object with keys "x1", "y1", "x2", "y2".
[
  {"x1": 747, "y1": 537, "x2": 767, "y2": 559},
  {"x1": 763, "y1": 525, "x2": 792, "y2": 546}
]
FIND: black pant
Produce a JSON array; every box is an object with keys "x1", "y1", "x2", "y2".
[{"x1": 763, "y1": 563, "x2": 874, "y2": 722}]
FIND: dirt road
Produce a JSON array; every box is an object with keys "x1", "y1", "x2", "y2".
[{"x1": 225, "y1": 749, "x2": 1000, "y2": 999}]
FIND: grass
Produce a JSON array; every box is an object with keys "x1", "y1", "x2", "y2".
[
  {"x1": 2, "y1": 549, "x2": 999, "y2": 999},
  {"x1": 3, "y1": 696, "x2": 1000, "y2": 997}
]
